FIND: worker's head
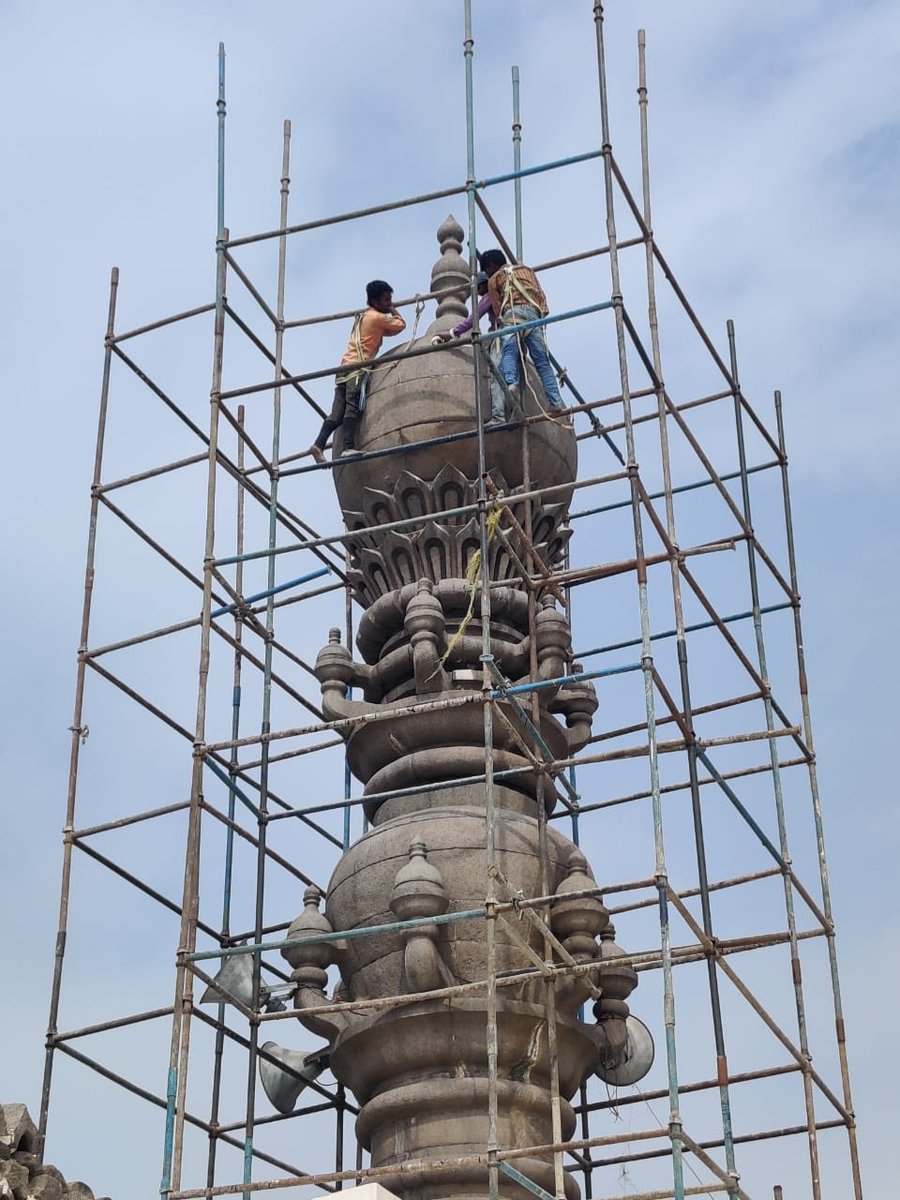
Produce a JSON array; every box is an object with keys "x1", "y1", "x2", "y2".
[
  {"x1": 476, "y1": 270, "x2": 489, "y2": 295},
  {"x1": 478, "y1": 249, "x2": 507, "y2": 278},
  {"x1": 366, "y1": 280, "x2": 394, "y2": 312}
]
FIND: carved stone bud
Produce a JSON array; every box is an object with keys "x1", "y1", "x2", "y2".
[
  {"x1": 390, "y1": 838, "x2": 449, "y2": 923},
  {"x1": 283, "y1": 884, "x2": 335, "y2": 986},
  {"x1": 550, "y1": 847, "x2": 609, "y2": 959},
  {"x1": 404, "y1": 579, "x2": 444, "y2": 640},
  {"x1": 315, "y1": 628, "x2": 354, "y2": 691}
]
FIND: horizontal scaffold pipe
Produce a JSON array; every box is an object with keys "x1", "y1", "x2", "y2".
[
  {"x1": 169, "y1": 1126, "x2": 670, "y2": 1199},
  {"x1": 264, "y1": 761, "x2": 538, "y2": 821},
  {"x1": 480, "y1": 301, "x2": 613, "y2": 341},
  {"x1": 564, "y1": 756, "x2": 809, "y2": 819},
  {"x1": 575, "y1": 601, "x2": 794, "y2": 660},
  {"x1": 570, "y1": 457, "x2": 779, "y2": 520},
  {"x1": 200, "y1": 659, "x2": 641, "y2": 756},
  {"x1": 53, "y1": 1042, "x2": 327, "y2": 1188},
  {"x1": 214, "y1": 467, "x2": 629, "y2": 567},
  {"x1": 187, "y1": 879, "x2": 623, "y2": 966},
  {"x1": 210, "y1": 566, "x2": 330, "y2": 618},
  {"x1": 282, "y1": 238, "x2": 643, "y2": 331},
  {"x1": 110, "y1": 302, "x2": 216, "y2": 345},
  {"x1": 225, "y1": 148, "x2": 603, "y2": 250},
  {"x1": 229, "y1": 927, "x2": 827, "y2": 1027},
  {"x1": 219, "y1": 301, "x2": 613, "y2": 403}
]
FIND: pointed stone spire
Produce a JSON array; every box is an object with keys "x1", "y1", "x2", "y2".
[{"x1": 430, "y1": 214, "x2": 469, "y2": 323}]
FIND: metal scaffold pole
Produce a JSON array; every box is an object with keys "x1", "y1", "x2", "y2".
[
  {"x1": 462, "y1": 8, "x2": 501, "y2": 1200},
  {"x1": 38, "y1": 264, "x2": 120, "y2": 1157},
  {"x1": 592, "y1": 5, "x2": 685, "y2": 1197},
  {"x1": 636, "y1": 31, "x2": 739, "y2": 1197},
  {"x1": 240, "y1": 115, "x2": 294, "y2": 1200},
  {"x1": 162, "y1": 42, "x2": 228, "y2": 1199},
  {"x1": 773, "y1": 390, "x2": 864, "y2": 1200},
  {"x1": 206, "y1": 401, "x2": 248, "y2": 1191},
  {"x1": 726, "y1": 320, "x2": 820, "y2": 1197}
]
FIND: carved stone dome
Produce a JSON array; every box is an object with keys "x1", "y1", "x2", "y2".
[{"x1": 332, "y1": 214, "x2": 577, "y2": 521}]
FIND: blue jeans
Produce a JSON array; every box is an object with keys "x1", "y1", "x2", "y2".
[
  {"x1": 499, "y1": 304, "x2": 562, "y2": 409},
  {"x1": 487, "y1": 337, "x2": 505, "y2": 421}
]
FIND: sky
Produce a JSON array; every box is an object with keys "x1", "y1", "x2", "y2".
[{"x1": 1, "y1": 2, "x2": 898, "y2": 1198}]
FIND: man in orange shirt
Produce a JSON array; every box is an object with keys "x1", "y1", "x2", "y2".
[
  {"x1": 480, "y1": 249, "x2": 564, "y2": 416},
  {"x1": 308, "y1": 280, "x2": 407, "y2": 463}
]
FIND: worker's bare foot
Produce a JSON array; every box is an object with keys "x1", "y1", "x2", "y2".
[{"x1": 308, "y1": 444, "x2": 326, "y2": 465}]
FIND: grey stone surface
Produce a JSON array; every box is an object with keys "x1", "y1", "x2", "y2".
[
  {"x1": 0, "y1": 1158, "x2": 29, "y2": 1199},
  {"x1": 0, "y1": 1107, "x2": 37, "y2": 1158},
  {"x1": 0, "y1": 1108, "x2": 107, "y2": 1200},
  {"x1": 24, "y1": 1171, "x2": 64, "y2": 1200}
]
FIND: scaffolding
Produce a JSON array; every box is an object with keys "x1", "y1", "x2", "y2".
[{"x1": 39, "y1": 5, "x2": 862, "y2": 1200}]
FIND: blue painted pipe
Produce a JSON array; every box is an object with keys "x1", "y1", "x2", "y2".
[{"x1": 210, "y1": 566, "x2": 330, "y2": 618}]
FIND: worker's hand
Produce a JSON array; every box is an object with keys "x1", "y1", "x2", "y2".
[{"x1": 432, "y1": 332, "x2": 454, "y2": 344}]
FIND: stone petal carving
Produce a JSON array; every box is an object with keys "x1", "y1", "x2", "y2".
[{"x1": 345, "y1": 466, "x2": 572, "y2": 604}]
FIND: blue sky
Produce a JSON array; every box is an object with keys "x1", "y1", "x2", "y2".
[{"x1": 1, "y1": 3, "x2": 897, "y2": 1197}]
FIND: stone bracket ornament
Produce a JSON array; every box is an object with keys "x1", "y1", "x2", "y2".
[
  {"x1": 283, "y1": 885, "x2": 353, "y2": 1044},
  {"x1": 403, "y1": 580, "x2": 450, "y2": 695},
  {"x1": 549, "y1": 848, "x2": 609, "y2": 1014},
  {"x1": 549, "y1": 662, "x2": 599, "y2": 753},
  {"x1": 315, "y1": 630, "x2": 380, "y2": 720}
]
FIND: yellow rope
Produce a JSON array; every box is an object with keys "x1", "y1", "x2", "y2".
[
  {"x1": 373, "y1": 295, "x2": 425, "y2": 386},
  {"x1": 432, "y1": 503, "x2": 504, "y2": 676}
]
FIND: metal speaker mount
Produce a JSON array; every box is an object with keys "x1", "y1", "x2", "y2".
[
  {"x1": 259, "y1": 1041, "x2": 330, "y2": 1114},
  {"x1": 199, "y1": 951, "x2": 256, "y2": 1009},
  {"x1": 198, "y1": 950, "x2": 290, "y2": 1013},
  {"x1": 595, "y1": 1015, "x2": 655, "y2": 1087}
]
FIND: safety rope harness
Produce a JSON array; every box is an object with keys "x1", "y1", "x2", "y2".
[{"x1": 496, "y1": 267, "x2": 558, "y2": 420}]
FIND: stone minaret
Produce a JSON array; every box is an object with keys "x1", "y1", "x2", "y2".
[{"x1": 281, "y1": 217, "x2": 648, "y2": 1200}]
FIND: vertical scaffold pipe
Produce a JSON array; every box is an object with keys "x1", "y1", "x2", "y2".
[
  {"x1": 206, "y1": 403, "x2": 248, "y2": 1192},
  {"x1": 637, "y1": 32, "x2": 739, "y2": 1198},
  {"x1": 163, "y1": 41, "x2": 228, "y2": 1200},
  {"x1": 591, "y1": 7, "x2": 685, "y2": 1198},
  {"x1": 344, "y1": 553, "x2": 353, "y2": 850},
  {"x1": 522, "y1": 417, "x2": 566, "y2": 1200},
  {"x1": 38, "y1": 264, "x2": 120, "y2": 1159},
  {"x1": 726, "y1": 324, "x2": 820, "y2": 1198},
  {"x1": 462, "y1": 5, "x2": 499, "y2": 1200},
  {"x1": 774, "y1": 389, "x2": 864, "y2": 1200},
  {"x1": 242, "y1": 118, "x2": 293, "y2": 1200},
  {"x1": 512, "y1": 66, "x2": 523, "y2": 262}
]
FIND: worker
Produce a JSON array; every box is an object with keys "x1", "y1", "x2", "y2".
[
  {"x1": 308, "y1": 280, "x2": 407, "y2": 463},
  {"x1": 479, "y1": 249, "x2": 565, "y2": 417},
  {"x1": 432, "y1": 271, "x2": 509, "y2": 425}
]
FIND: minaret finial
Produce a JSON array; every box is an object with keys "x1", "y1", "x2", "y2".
[{"x1": 431, "y1": 214, "x2": 469, "y2": 323}]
